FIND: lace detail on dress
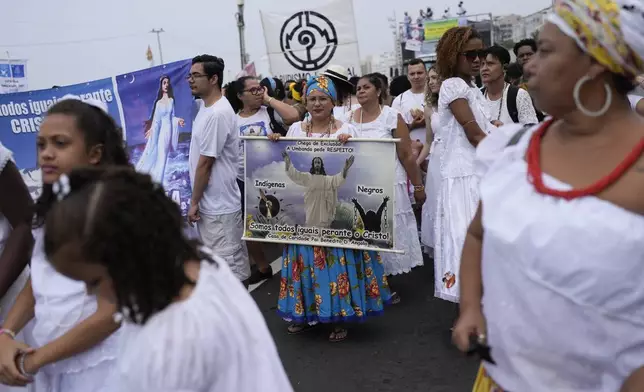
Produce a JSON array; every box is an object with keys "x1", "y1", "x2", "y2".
[{"x1": 515, "y1": 88, "x2": 539, "y2": 124}]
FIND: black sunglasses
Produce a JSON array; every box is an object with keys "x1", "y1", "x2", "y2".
[{"x1": 461, "y1": 50, "x2": 486, "y2": 61}]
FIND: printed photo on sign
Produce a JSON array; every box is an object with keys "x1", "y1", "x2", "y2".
[
  {"x1": 0, "y1": 78, "x2": 120, "y2": 199},
  {"x1": 118, "y1": 60, "x2": 193, "y2": 215},
  {"x1": 242, "y1": 138, "x2": 397, "y2": 251}
]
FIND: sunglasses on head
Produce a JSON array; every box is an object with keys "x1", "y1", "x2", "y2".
[{"x1": 461, "y1": 49, "x2": 486, "y2": 61}]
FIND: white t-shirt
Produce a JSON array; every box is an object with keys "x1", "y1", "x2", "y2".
[
  {"x1": 333, "y1": 104, "x2": 361, "y2": 122},
  {"x1": 392, "y1": 89, "x2": 426, "y2": 142},
  {"x1": 236, "y1": 107, "x2": 273, "y2": 181},
  {"x1": 189, "y1": 97, "x2": 241, "y2": 215}
]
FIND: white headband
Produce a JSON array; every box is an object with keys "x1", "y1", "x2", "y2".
[{"x1": 59, "y1": 94, "x2": 109, "y2": 114}]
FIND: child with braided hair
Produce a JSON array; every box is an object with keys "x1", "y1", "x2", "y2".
[
  {"x1": 42, "y1": 167, "x2": 293, "y2": 392},
  {"x1": 0, "y1": 96, "x2": 128, "y2": 391}
]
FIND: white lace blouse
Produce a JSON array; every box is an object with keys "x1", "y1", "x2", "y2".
[
  {"x1": 482, "y1": 85, "x2": 539, "y2": 125},
  {"x1": 437, "y1": 77, "x2": 493, "y2": 178}
]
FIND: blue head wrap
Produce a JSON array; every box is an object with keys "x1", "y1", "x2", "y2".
[{"x1": 305, "y1": 75, "x2": 337, "y2": 101}]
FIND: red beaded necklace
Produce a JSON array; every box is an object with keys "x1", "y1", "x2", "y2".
[{"x1": 526, "y1": 119, "x2": 644, "y2": 200}]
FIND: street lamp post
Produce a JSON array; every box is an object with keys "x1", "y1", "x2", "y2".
[{"x1": 236, "y1": 0, "x2": 248, "y2": 68}]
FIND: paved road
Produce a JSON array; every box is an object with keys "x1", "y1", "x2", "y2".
[{"x1": 250, "y1": 247, "x2": 479, "y2": 392}]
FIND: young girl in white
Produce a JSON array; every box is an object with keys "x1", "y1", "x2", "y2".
[
  {"x1": 40, "y1": 166, "x2": 294, "y2": 391},
  {"x1": 0, "y1": 96, "x2": 128, "y2": 391}
]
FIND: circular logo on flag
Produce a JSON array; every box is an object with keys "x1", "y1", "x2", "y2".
[{"x1": 279, "y1": 11, "x2": 339, "y2": 72}]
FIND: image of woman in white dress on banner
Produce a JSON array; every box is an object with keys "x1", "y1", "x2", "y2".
[{"x1": 136, "y1": 76, "x2": 185, "y2": 184}]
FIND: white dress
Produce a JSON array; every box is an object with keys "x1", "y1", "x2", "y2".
[
  {"x1": 420, "y1": 111, "x2": 442, "y2": 250},
  {"x1": 28, "y1": 230, "x2": 123, "y2": 392},
  {"x1": 434, "y1": 77, "x2": 492, "y2": 302},
  {"x1": 135, "y1": 98, "x2": 180, "y2": 184},
  {"x1": 347, "y1": 106, "x2": 424, "y2": 275},
  {"x1": 117, "y1": 251, "x2": 293, "y2": 392},
  {"x1": 0, "y1": 143, "x2": 30, "y2": 392},
  {"x1": 476, "y1": 124, "x2": 644, "y2": 391}
]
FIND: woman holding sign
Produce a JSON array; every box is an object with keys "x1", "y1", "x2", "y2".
[
  {"x1": 268, "y1": 76, "x2": 392, "y2": 343},
  {"x1": 346, "y1": 74, "x2": 426, "y2": 304}
]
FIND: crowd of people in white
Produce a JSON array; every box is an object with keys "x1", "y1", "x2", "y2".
[{"x1": 1, "y1": 0, "x2": 644, "y2": 390}]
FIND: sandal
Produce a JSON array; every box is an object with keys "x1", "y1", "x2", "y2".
[
  {"x1": 390, "y1": 292, "x2": 401, "y2": 305},
  {"x1": 287, "y1": 323, "x2": 317, "y2": 335},
  {"x1": 329, "y1": 327, "x2": 348, "y2": 343}
]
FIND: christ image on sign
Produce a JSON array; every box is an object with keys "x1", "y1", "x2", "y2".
[{"x1": 282, "y1": 151, "x2": 355, "y2": 228}]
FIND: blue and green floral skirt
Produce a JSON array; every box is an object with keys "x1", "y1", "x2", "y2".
[{"x1": 277, "y1": 245, "x2": 392, "y2": 324}]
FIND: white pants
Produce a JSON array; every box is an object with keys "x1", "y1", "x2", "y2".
[{"x1": 197, "y1": 210, "x2": 251, "y2": 281}]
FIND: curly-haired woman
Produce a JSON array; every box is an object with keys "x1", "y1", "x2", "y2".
[{"x1": 432, "y1": 26, "x2": 496, "y2": 303}]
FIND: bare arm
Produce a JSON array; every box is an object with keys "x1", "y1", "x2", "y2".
[
  {"x1": 417, "y1": 106, "x2": 434, "y2": 165},
  {"x1": 25, "y1": 295, "x2": 121, "y2": 373},
  {"x1": 393, "y1": 114, "x2": 423, "y2": 187},
  {"x1": 266, "y1": 98, "x2": 300, "y2": 125},
  {"x1": 622, "y1": 367, "x2": 644, "y2": 392},
  {"x1": 460, "y1": 201, "x2": 484, "y2": 312},
  {"x1": 1, "y1": 278, "x2": 35, "y2": 333},
  {"x1": 191, "y1": 155, "x2": 215, "y2": 206},
  {"x1": 0, "y1": 161, "x2": 33, "y2": 298},
  {"x1": 284, "y1": 104, "x2": 307, "y2": 126},
  {"x1": 449, "y1": 98, "x2": 487, "y2": 146}
]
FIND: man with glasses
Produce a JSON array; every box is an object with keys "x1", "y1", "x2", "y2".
[{"x1": 187, "y1": 54, "x2": 251, "y2": 284}]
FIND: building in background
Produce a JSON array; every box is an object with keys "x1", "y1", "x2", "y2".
[
  {"x1": 494, "y1": 14, "x2": 521, "y2": 45},
  {"x1": 361, "y1": 56, "x2": 373, "y2": 75},
  {"x1": 512, "y1": 7, "x2": 551, "y2": 42},
  {"x1": 370, "y1": 51, "x2": 398, "y2": 78}
]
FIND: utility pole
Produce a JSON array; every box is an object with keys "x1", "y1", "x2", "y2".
[
  {"x1": 236, "y1": 0, "x2": 248, "y2": 68},
  {"x1": 150, "y1": 28, "x2": 165, "y2": 65}
]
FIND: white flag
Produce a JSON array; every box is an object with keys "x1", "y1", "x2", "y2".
[
  {"x1": 0, "y1": 60, "x2": 28, "y2": 94},
  {"x1": 260, "y1": 0, "x2": 360, "y2": 81}
]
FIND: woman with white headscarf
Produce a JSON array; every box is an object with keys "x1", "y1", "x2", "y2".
[{"x1": 452, "y1": 0, "x2": 644, "y2": 390}]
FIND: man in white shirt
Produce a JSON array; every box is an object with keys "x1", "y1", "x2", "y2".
[
  {"x1": 187, "y1": 54, "x2": 250, "y2": 283},
  {"x1": 392, "y1": 58, "x2": 427, "y2": 143}
]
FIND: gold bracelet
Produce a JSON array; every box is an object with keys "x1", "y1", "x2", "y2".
[
  {"x1": 413, "y1": 185, "x2": 425, "y2": 192},
  {"x1": 461, "y1": 119, "x2": 476, "y2": 127},
  {"x1": 267, "y1": 97, "x2": 274, "y2": 106}
]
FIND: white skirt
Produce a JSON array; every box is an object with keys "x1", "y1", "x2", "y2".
[
  {"x1": 28, "y1": 359, "x2": 118, "y2": 392},
  {"x1": 433, "y1": 175, "x2": 479, "y2": 303},
  {"x1": 381, "y1": 183, "x2": 424, "y2": 276},
  {"x1": 420, "y1": 146, "x2": 442, "y2": 249}
]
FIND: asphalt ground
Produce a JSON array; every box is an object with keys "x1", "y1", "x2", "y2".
[{"x1": 250, "y1": 245, "x2": 479, "y2": 392}]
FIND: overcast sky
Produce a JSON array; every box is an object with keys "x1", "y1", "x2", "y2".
[{"x1": 1, "y1": 0, "x2": 551, "y2": 90}]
